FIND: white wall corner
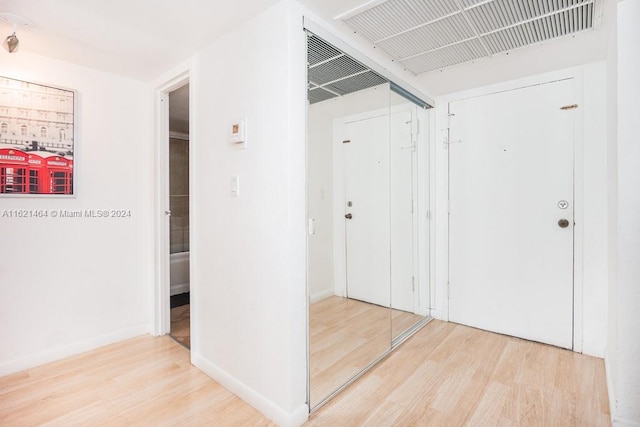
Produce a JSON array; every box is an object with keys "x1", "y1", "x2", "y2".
[
  {"x1": 192, "y1": 352, "x2": 308, "y2": 427},
  {"x1": 0, "y1": 325, "x2": 150, "y2": 377},
  {"x1": 613, "y1": 417, "x2": 640, "y2": 427},
  {"x1": 606, "y1": 350, "x2": 617, "y2": 426},
  {"x1": 309, "y1": 289, "x2": 334, "y2": 304}
]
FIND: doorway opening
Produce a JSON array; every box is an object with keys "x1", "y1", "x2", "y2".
[{"x1": 168, "y1": 83, "x2": 190, "y2": 349}]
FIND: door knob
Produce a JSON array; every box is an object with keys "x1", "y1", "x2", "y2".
[
  {"x1": 345, "y1": 213, "x2": 353, "y2": 219},
  {"x1": 165, "y1": 210, "x2": 172, "y2": 217},
  {"x1": 558, "y1": 218, "x2": 569, "y2": 228}
]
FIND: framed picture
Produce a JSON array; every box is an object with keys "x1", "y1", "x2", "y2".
[{"x1": 0, "y1": 76, "x2": 75, "y2": 196}]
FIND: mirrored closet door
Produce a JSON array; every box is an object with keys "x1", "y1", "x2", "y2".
[{"x1": 306, "y1": 32, "x2": 432, "y2": 410}]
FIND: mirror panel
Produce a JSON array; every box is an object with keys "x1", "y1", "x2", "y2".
[
  {"x1": 389, "y1": 90, "x2": 428, "y2": 340},
  {"x1": 307, "y1": 32, "x2": 431, "y2": 410},
  {"x1": 308, "y1": 79, "x2": 391, "y2": 408}
]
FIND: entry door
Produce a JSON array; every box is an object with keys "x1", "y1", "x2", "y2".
[
  {"x1": 448, "y1": 79, "x2": 575, "y2": 349},
  {"x1": 344, "y1": 114, "x2": 390, "y2": 307}
]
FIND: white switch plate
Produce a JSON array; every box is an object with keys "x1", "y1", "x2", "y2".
[{"x1": 231, "y1": 176, "x2": 239, "y2": 197}]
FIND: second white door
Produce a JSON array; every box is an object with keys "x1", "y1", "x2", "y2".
[
  {"x1": 343, "y1": 109, "x2": 416, "y2": 311},
  {"x1": 344, "y1": 114, "x2": 390, "y2": 307}
]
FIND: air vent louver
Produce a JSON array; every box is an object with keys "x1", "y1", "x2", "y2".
[
  {"x1": 307, "y1": 34, "x2": 388, "y2": 105},
  {"x1": 342, "y1": 0, "x2": 600, "y2": 75}
]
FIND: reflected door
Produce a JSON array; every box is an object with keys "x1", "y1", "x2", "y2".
[{"x1": 344, "y1": 115, "x2": 390, "y2": 307}]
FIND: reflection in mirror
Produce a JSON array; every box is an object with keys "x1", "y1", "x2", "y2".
[
  {"x1": 307, "y1": 32, "x2": 431, "y2": 410},
  {"x1": 307, "y1": 78, "x2": 391, "y2": 408},
  {"x1": 389, "y1": 89, "x2": 431, "y2": 341}
]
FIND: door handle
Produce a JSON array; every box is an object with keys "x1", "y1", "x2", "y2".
[
  {"x1": 165, "y1": 210, "x2": 172, "y2": 217},
  {"x1": 558, "y1": 218, "x2": 569, "y2": 228},
  {"x1": 345, "y1": 213, "x2": 353, "y2": 219}
]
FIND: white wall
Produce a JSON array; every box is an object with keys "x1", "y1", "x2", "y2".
[
  {"x1": 605, "y1": 1, "x2": 619, "y2": 422},
  {"x1": 432, "y1": 63, "x2": 610, "y2": 357},
  {"x1": 0, "y1": 52, "x2": 153, "y2": 374},
  {"x1": 610, "y1": 0, "x2": 640, "y2": 424},
  {"x1": 185, "y1": 1, "x2": 307, "y2": 425},
  {"x1": 581, "y1": 62, "x2": 610, "y2": 357}
]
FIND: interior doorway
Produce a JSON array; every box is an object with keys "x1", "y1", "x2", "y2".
[{"x1": 167, "y1": 83, "x2": 191, "y2": 349}]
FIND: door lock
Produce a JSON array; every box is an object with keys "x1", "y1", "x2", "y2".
[
  {"x1": 558, "y1": 218, "x2": 570, "y2": 228},
  {"x1": 345, "y1": 213, "x2": 353, "y2": 219}
]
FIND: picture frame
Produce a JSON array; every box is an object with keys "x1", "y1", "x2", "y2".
[{"x1": 0, "y1": 76, "x2": 76, "y2": 197}]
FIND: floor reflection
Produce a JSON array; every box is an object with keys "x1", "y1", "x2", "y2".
[
  {"x1": 170, "y1": 304, "x2": 190, "y2": 349},
  {"x1": 309, "y1": 296, "x2": 422, "y2": 408}
]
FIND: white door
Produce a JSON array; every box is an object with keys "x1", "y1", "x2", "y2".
[
  {"x1": 448, "y1": 79, "x2": 575, "y2": 349},
  {"x1": 344, "y1": 114, "x2": 390, "y2": 307}
]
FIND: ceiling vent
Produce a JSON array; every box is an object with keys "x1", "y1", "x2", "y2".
[
  {"x1": 342, "y1": 0, "x2": 601, "y2": 74},
  {"x1": 308, "y1": 34, "x2": 388, "y2": 104}
]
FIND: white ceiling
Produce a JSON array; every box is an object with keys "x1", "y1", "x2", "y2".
[
  {"x1": 0, "y1": 0, "x2": 282, "y2": 81},
  {"x1": 0, "y1": 0, "x2": 614, "y2": 95}
]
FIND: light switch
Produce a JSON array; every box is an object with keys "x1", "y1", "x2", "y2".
[{"x1": 231, "y1": 176, "x2": 239, "y2": 197}]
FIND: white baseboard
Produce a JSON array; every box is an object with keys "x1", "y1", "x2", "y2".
[
  {"x1": 309, "y1": 289, "x2": 333, "y2": 304},
  {"x1": 613, "y1": 418, "x2": 640, "y2": 427},
  {"x1": 605, "y1": 353, "x2": 617, "y2": 426},
  {"x1": 0, "y1": 323, "x2": 150, "y2": 377},
  {"x1": 170, "y1": 282, "x2": 190, "y2": 296},
  {"x1": 192, "y1": 352, "x2": 309, "y2": 427}
]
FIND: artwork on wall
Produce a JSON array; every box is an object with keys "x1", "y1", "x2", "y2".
[{"x1": 0, "y1": 76, "x2": 75, "y2": 196}]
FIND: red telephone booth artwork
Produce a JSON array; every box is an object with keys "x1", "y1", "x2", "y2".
[
  {"x1": 0, "y1": 149, "x2": 74, "y2": 195},
  {"x1": 27, "y1": 153, "x2": 45, "y2": 194},
  {"x1": 44, "y1": 155, "x2": 73, "y2": 195},
  {"x1": 0, "y1": 76, "x2": 76, "y2": 197},
  {"x1": 0, "y1": 149, "x2": 29, "y2": 194}
]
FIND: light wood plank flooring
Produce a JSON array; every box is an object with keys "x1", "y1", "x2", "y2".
[
  {"x1": 307, "y1": 320, "x2": 610, "y2": 426},
  {"x1": 0, "y1": 335, "x2": 274, "y2": 426},
  {"x1": 309, "y1": 296, "x2": 422, "y2": 407},
  {"x1": 0, "y1": 320, "x2": 609, "y2": 426}
]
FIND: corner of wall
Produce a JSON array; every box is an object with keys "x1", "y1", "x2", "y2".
[
  {"x1": 0, "y1": 324, "x2": 149, "y2": 377},
  {"x1": 192, "y1": 352, "x2": 308, "y2": 427}
]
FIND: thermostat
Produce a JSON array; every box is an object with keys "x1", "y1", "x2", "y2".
[{"x1": 230, "y1": 119, "x2": 247, "y2": 147}]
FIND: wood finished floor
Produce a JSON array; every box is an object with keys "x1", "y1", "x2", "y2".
[
  {"x1": 309, "y1": 296, "x2": 423, "y2": 407},
  {"x1": 170, "y1": 304, "x2": 191, "y2": 348},
  {"x1": 308, "y1": 320, "x2": 610, "y2": 426},
  {"x1": 0, "y1": 335, "x2": 274, "y2": 426},
  {"x1": 0, "y1": 321, "x2": 609, "y2": 426}
]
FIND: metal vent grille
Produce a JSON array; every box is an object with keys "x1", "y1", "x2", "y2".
[
  {"x1": 307, "y1": 34, "x2": 388, "y2": 104},
  {"x1": 342, "y1": 0, "x2": 600, "y2": 75}
]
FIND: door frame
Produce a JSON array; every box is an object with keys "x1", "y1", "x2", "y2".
[
  {"x1": 152, "y1": 70, "x2": 191, "y2": 338},
  {"x1": 436, "y1": 70, "x2": 585, "y2": 353}
]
